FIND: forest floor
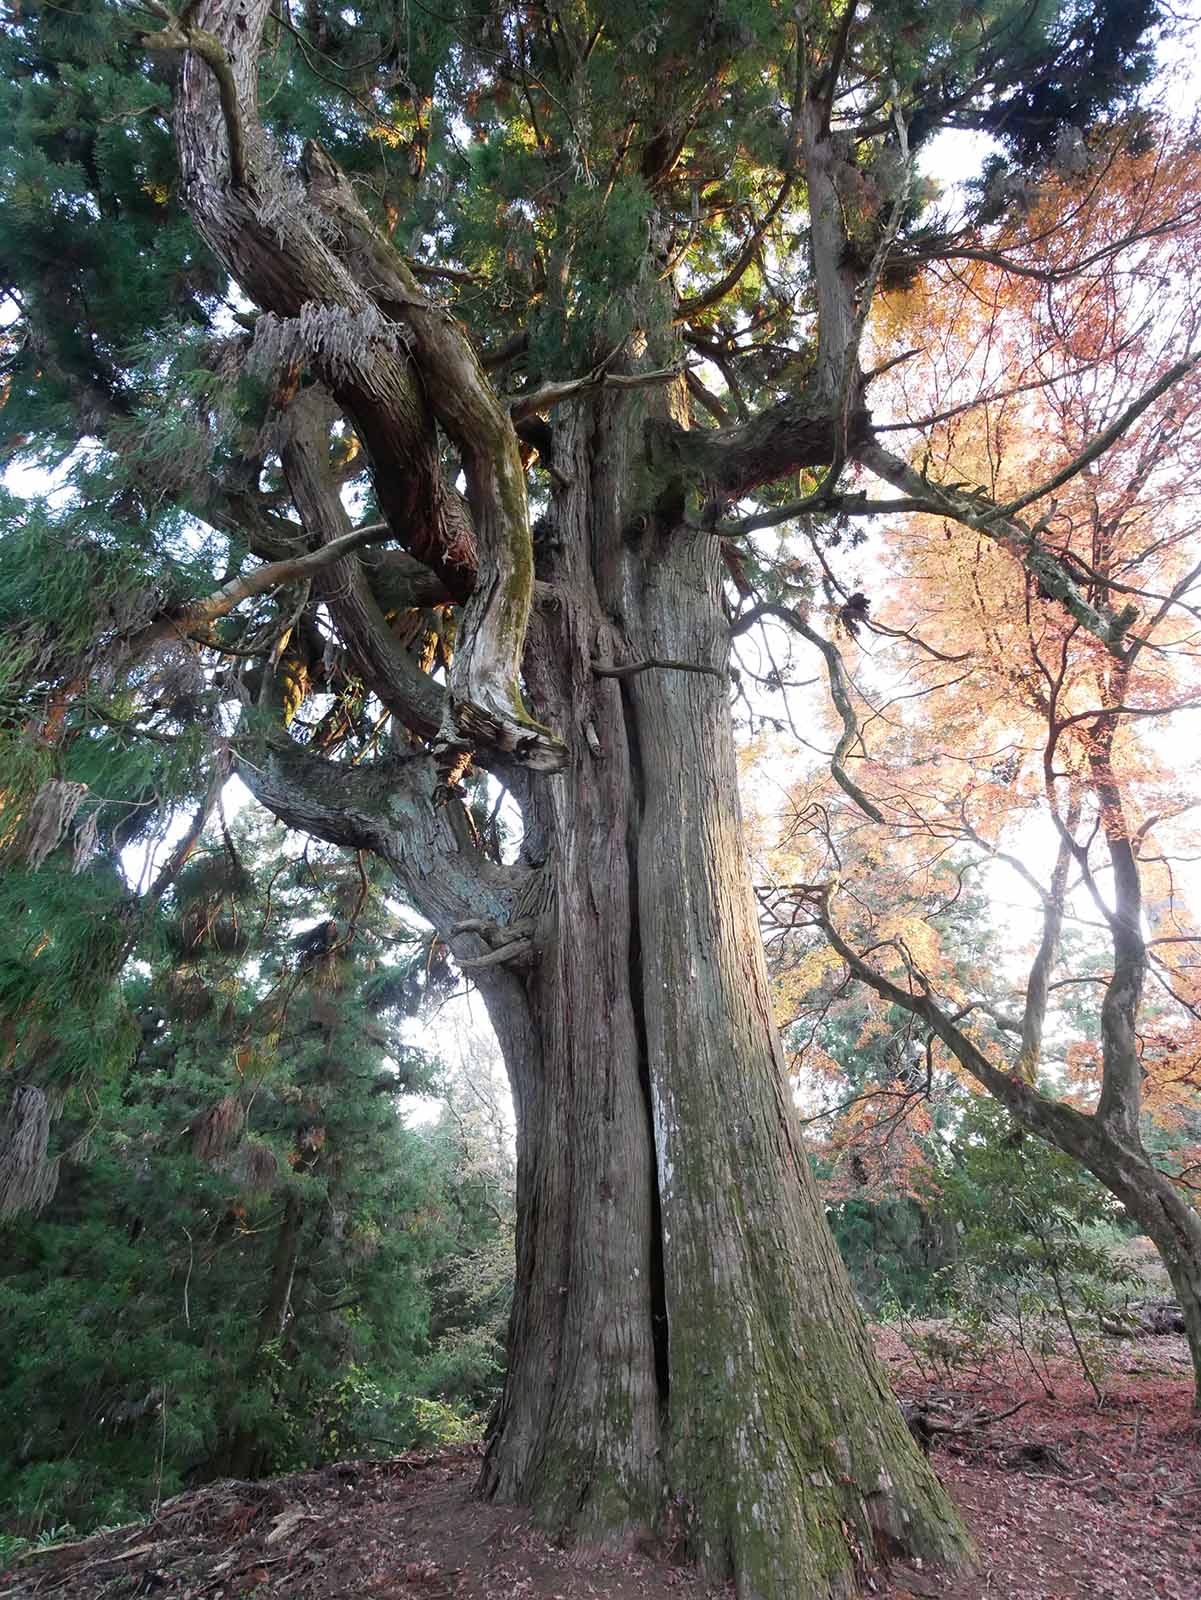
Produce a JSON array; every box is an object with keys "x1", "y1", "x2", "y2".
[{"x1": 3, "y1": 1327, "x2": 1197, "y2": 1600}]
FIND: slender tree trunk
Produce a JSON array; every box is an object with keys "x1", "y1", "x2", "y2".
[
  {"x1": 1139, "y1": 1197, "x2": 1201, "y2": 1397},
  {"x1": 217, "y1": 1190, "x2": 305, "y2": 1479},
  {"x1": 475, "y1": 396, "x2": 969, "y2": 1596},
  {"x1": 816, "y1": 878, "x2": 1201, "y2": 1410},
  {"x1": 1066, "y1": 1125, "x2": 1201, "y2": 1398}
]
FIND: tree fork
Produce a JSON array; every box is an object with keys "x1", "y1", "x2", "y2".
[
  {"x1": 162, "y1": 0, "x2": 565, "y2": 775},
  {"x1": 474, "y1": 395, "x2": 972, "y2": 1593}
]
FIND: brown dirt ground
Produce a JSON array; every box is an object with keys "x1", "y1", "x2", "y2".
[{"x1": 3, "y1": 1330, "x2": 1197, "y2": 1600}]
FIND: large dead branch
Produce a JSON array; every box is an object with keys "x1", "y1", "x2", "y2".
[
  {"x1": 125, "y1": 520, "x2": 392, "y2": 661},
  {"x1": 157, "y1": 0, "x2": 565, "y2": 773},
  {"x1": 298, "y1": 142, "x2": 566, "y2": 774},
  {"x1": 998, "y1": 355, "x2": 1198, "y2": 518},
  {"x1": 508, "y1": 361, "x2": 684, "y2": 421}
]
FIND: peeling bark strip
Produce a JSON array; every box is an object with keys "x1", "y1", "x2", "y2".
[
  {"x1": 157, "y1": 0, "x2": 564, "y2": 774},
  {"x1": 0, "y1": 1086, "x2": 59, "y2": 1217},
  {"x1": 297, "y1": 143, "x2": 565, "y2": 774}
]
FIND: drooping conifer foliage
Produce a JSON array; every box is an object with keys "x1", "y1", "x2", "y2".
[
  {"x1": 0, "y1": 1, "x2": 1191, "y2": 1594},
  {"x1": 0, "y1": 814, "x2": 512, "y2": 1534}
]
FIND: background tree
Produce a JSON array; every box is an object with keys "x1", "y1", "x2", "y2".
[
  {"x1": 0, "y1": 1, "x2": 1189, "y2": 1592},
  {"x1": 764, "y1": 870, "x2": 1149, "y2": 1352},
  {"x1": 0, "y1": 815, "x2": 510, "y2": 1534},
  {"x1": 754, "y1": 123, "x2": 1201, "y2": 1397}
]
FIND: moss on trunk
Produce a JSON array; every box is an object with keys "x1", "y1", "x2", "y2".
[{"x1": 474, "y1": 400, "x2": 971, "y2": 1598}]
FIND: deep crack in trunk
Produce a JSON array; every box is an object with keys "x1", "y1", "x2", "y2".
[
  {"x1": 472, "y1": 392, "x2": 971, "y2": 1596},
  {"x1": 621, "y1": 670, "x2": 672, "y2": 1411}
]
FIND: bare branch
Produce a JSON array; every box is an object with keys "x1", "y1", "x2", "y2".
[
  {"x1": 457, "y1": 939, "x2": 535, "y2": 971},
  {"x1": 803, "y1": 885, "x2": 1101, "y2": 1158},
  {"x1": 592, "y1": 657, "x2": 726, "y2": 681},
  {"x1": 998, "y1": 355, "x2": 1198, "y2": 518},
  {"x1": 872, "y1": 336, "x2": 1145, "y2": 435},
  {"x1": 730, "y1": 603, "x2": 884, "y2": 822},
  {"x1": 913, "y1": 211, "x2": 1201, "y2": 284},
  {"x1": 509, "y1": 361, "x2": 684, "y2": 422},
  {"x1": 858, "y1": 440, "x2": 1140, "y2": 654},
  {"x1": 181, "y1": 523, "x2": 392, "y2": 625}
]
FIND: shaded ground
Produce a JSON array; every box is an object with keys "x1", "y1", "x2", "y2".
[
  {"x1": 874, "y1": 1324, "x2": 1201, "y2": 1600},
  {"x1": 3, "y1": 1331, "x2": 1197, "y2": 1600},
  {"x1": 0, "y1": 1447, "x2": 716, "y2": 1600}
]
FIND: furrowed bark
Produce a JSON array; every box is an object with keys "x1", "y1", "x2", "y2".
[
  {"x1": 473, "y1": 380, "x2": 971, "y2": 1596},
  {"x1": 155, "y1": 18, "x2": 973, "y2": 1588},
  {"x1": 479, "y1": 412, "x2": 661, "y2": 1532},
  {"x1": 627, "y1": 516, "x2": 967, "y2": 1596},
  {"x1": 799, "y1": 98, "x2": 861, "y2": 410}
]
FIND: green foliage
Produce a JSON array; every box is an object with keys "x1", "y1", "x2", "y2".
[
  {"x1": 0, "y1": 0, "x2": 1168, "y2": 870},
  {"x1": 0, "y1": 820, "x2": 514, "y2": 1537},
  {"x1": 873, "y1": 1098, "x2": 1137, "y2": 1397},
  {"x1": 0, "y1": 856, "x2": 138, "y2": 1088},
  {"x1": 826, "y1": 1194, "x2": 956, "y2": 1314},
  {"x1": 921, "y1": 1097, "x2": 1135, "y2": 1369}
]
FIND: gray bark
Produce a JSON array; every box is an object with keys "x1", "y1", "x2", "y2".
[
  {"x1": 469, "y1": 393, "x2": 969, "y2": 1594},
  {"x1": 477, "y1": 411, "x2": 662, "y2": 1530}
]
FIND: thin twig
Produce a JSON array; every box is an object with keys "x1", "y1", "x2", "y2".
[{"x1": 592, "y1": 657, "x2": 726, "y2": 681}]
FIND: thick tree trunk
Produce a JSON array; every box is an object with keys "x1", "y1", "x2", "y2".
[
  {"x1": 476, "y1": 418, "x2": 662, "y2": 1526},
  {"x1": 160, "y1": 12, "x2": 968, "y2": 1575},
  {"x1": 475, "y1": 397, "x2": 970, "y2": 1596},
  {"x1": 631, "y1": 532, "x2": 962, "y2": 1593}
]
